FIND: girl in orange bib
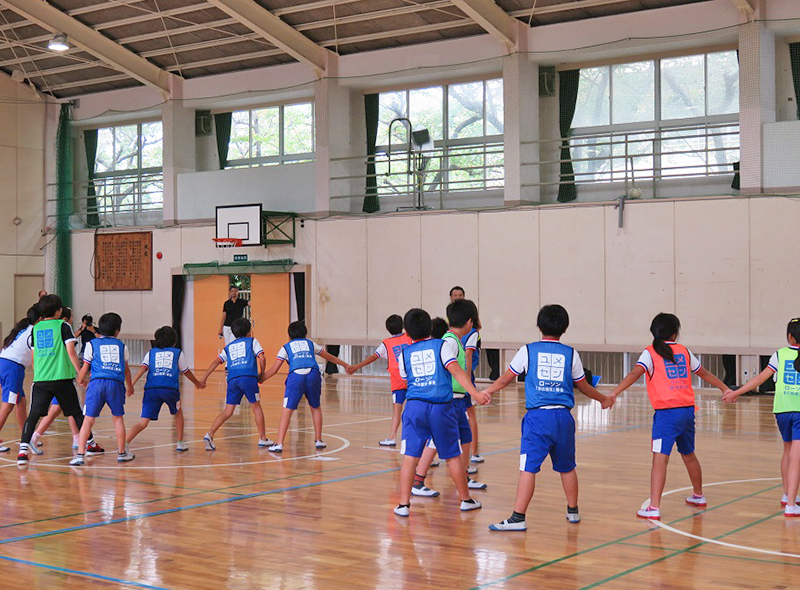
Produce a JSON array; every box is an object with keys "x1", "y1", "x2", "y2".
[{"x1": 611, "y1": 313, "x2": 728, "y2": 520}]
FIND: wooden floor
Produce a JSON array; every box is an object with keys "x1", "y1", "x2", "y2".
[{"x1": 0, "y1": 373, "x2": 797, "y2": 589}]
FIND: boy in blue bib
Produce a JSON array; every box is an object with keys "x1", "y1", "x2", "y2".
[
  {"x1": 481, "y1": 305, "x2": 613, "y2": 531},
  {"x1": 128, "y1": 326, "x2": 204, "y2": 452},
  {"x1": 200, "y1": 318, "x2": 270, "y2": 450},
  {"x1": 260, "y1": 321, "x2": 350, "y2": 453},
  {"x1": 71, "y1": 313, "x2": 135, "y2": 465}
]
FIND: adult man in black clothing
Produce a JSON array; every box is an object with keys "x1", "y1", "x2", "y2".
[{"x1": 218, "y1": 286, "x2": 250, "y2": 345}]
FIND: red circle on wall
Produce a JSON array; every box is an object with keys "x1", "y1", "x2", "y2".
[{"x1": 156, "y1": 252, "x2": 163, "y2": 259}]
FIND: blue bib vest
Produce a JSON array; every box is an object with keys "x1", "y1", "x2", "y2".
[
  {"x1": 225, "y1": 337, "x2": 259, "y2": 380},
  {"x1": 145, "y1": 347, "x2": 182, "y2": 391},
  {"x1": 283, "y1": 339, "x2": 319, "y2": 373},
  {"x1": 403, "y1": 339, "x2": 453, "y2": 404},
  {"x1": 461, "y1": 328, "x2": 481, "y2": 372},
  {"x1": 89, "y1": 337, "x2": 126, "y2": 383},
  {"x1": 523, "y1": 341, "x2": 576, "y2": 409}
]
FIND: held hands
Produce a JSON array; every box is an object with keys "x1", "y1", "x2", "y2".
[
  {"x1": 472, "y1": 390, "x2": 492, "y2": 405},
  {"x1": 126, "y1": 384, "x2": 135, "y2": 398},
  {"x1": 196, "y1": 381, "x2": 206, "y2": 390},
  {"x1": 721, "y1": 388, "x2": 740, "y2": 403},
  {"x1": 346, "y1": 365, "x2": 358, "y2": 375},
  {"x1": 600, "y1": 394, "x2": 614, "y2": 410}
]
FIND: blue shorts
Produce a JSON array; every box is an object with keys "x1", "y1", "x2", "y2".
[
  {"x1": 520, "y1": 407, "x2": 576, "y2": 474},
  {"x1": 392, "y1": 389, "x2": 406, "y2": 405},
  {"x1": 84, "y1": 378, "x2": 126, "y2": 418},
  {"x1": 0, "y1": 359, "x2": 25, "y2": 404},
  {"x1": 652, "y1": 406, "x2": 695, "y2": 455},
  {"x1": 454, "y1": 396, "x2": 473, "y2": 444},
  {"x1": 284, "y1": 370, "x2": 321, "y2": 410},
  {"x1": 401, "y1": 399, "x2": 461, "y2": 460},
  {"x1": 776, "y1": 412, "x2": 800, "y2": 443},
  {"x1": 142, "y1": 388, "x2": 181, "y2": 420},
  {"x1": 226, "y1": 376, "x2": 260, "y2": 406},
  {"x1": 463, "y1": 393, "x2": 473, "y2": 409}
]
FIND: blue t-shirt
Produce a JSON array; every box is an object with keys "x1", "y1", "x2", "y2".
[
  {"x1": 461, "y1": 329, "x2": 481, "y2": 372},
  {"x1": 219, "y1": 337, "x2": 263, "y2": 380},
  {"x1": 400, "y1": 339, "x2": 457, "y2": 404},
  {"x1": 143, "y1": 347, "x2": 185, "y2": 391},
  {"x1": 85, "y1": 337, "x2": 127, "y2": 383},
  {"x1": 511, "y1": 341, "x2": 583, "y2": 409},
  {"x1": 281, "y1": 339, "x2": 320, "y2": 373}
]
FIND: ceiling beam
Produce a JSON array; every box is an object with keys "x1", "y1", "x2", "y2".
[
  {"x1": 204, "y1": 0, "x2": 333, "y2": 75},
  {"x1": 0, "y1": 0, "x2": 172, "y2": 95},
  {"x1": 729, "y1": 0, "x2": 755, "y2": 18},
  {"x1": 450, "y1": 0, "x2": 518, "y2": 49}
]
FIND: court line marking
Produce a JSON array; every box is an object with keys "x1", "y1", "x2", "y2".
[
  {"x1": 640, "y1": 477, "x2": 800, "y2": 560},
  {"x1": 0, "y1": 553, "x2": 167, "y2": 589}
]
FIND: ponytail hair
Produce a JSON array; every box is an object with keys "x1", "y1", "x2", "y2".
[
  {"x1": 787, "y1": 318, "x2": 800, "y2": 372},
  {"x1": 3, "y1": 318, "x2": 31, "y2": 350},
  {"x1": 650, "y1": 313, "x2": 681, "y2": 364}
]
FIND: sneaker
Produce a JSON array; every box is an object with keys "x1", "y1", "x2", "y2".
[
  {"x1": 117, "y1": 452, "x2": 135, "y2": 463},
  {"x1": 203, "y1": 433, "x2": 216, "y2": 451},
  {"x1": 315, "y1": 440, "x2": 327, "y2": 449},
  {"x1": 31, "y1": 433, "x2": 42, "y2": 447},
  {"x1": 430, "y1": 459, "x2": 440, "y2": 467},
  {"x1": 466, "y1": 465, "x2": 477, "y2": 474},
  {"x1": 0, "y1": 445, "x2": 9, "y2": 453},
  {"x1": 781, "y1": 494, "x2": 800, "y2": 507},
  {"x1": 460, "y1": 499, "x2": 482, "y2": 512},
  {"x1": 411, "y1": 483, "x2": 440, "y2": 497},
  {"x1": 258, "y1": 439, "x2": 274, "y2": 448},
  {"x1": 86, "y1": 443, "x2": 105, "y2": 456},
  {"x1": 17, "y1": 451, "x2": 28, "y2": 465},
  {"x1": 468, "y1": 478, "x2": 487, "y2": 490},
  {"x1": 268, "y1": 443, "x2": 283, "y2": 453},
  {"x1": 637, "y1": 506, "x2": 661, "y2": 520},
  {"x1": 685, "y1": 494, "x2": 707, "y2": 507},
  {"x1": 785, "y1": 505, "x2": 800, "y2": 517},
  {"x1": 471, "y1": 454, "x2": 484, "y2": 464},
  {"x1": 489, "y1": 519, "x2": 527, "y2": 531},
  {"x1": 394, "y1": 504, "x2": 410, "y2": 517},
  {"x1": 69, "y1": 455, "x2": 85, "y2": 466},
  {"x1": 566, "y1": 511, "x2": 581, "y2": 524},
  {"x1": 379, "y1": 439, "x2": 396, "y2": 446},
  {"x1": 176, "y1": 441, "x2": 189, "y2": 452},
  {"x1": 29, "y1": 442, "x2": 43, "y2": 456}
]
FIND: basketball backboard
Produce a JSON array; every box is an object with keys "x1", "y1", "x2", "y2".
[{"x1": 215, "y1": 204, "x2": 262, "y2": 247}]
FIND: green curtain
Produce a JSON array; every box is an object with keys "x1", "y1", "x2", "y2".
[
  {"x1": 558, "y1": 70, "x2": 580, "y2": 202},
  {"x1": 214, "y1": 112, "x2": 232, "y2": 170},
  {"x1": 54, "y1": 103, "x2": 73, "y2": 307},
  {"x1": 84, "y1": 129, "x2": 99, "y2": 228},
  {"x1": 732, "y1": 49, "x2": 741, "y2": 190},
  {"x1": 363, "y1": 94, "x2": 380, "y2": 213},
  {"x1": 790, "y1": 43, "x2": 800, "y2": 119}
]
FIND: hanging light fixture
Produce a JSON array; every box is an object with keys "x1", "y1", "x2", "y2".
[{"x1": 48, "y1": 33, "x2": 69, "y2": 52}]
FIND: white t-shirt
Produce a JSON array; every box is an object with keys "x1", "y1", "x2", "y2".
[
  {"x1": 508, "y1": 341, "x2": 586, "y2": 382},
  {"x1": 142, "y1": 350, "x2": 189, "y2": 373},
  {"x1": 83, "y1": 339, "x2": 130, "y2": 363},
  {"x1": 218, "y1": 339, "x2": 264, "y2": 364},
  {"x1": 0, "y1": 325, "x2": 33, "y2": 367},
  {"x1": 276, "y1": 340, "x2": 323, "y2": 374},
  {"x1": 636, "y1": 344, "x2": 700, "y2": 378},
  {"x1": 767, "y1": 346, "x2": 799, "y2": 372},
  {"x1": 464, "y1": 331, "x2": 479, "y2": 351},
  {"x1": 397, "y1": 338, "x2": 459, "y2": 380}
]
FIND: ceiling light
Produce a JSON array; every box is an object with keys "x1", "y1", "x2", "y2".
[{"x1": 48, "y1": 33, "x2": 69, "y2": 52}]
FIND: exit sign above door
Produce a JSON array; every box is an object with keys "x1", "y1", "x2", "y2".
[{"x1": 233, "y1": 254, "x2": 248, "y2": 262}]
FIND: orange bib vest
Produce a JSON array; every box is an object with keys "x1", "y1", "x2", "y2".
[
  {"x1": 644, "y1": 343, "x2": 695, "y2": 410},
  {"x1": 383, "y1": 333, "x2": 412, "y2": 391}
]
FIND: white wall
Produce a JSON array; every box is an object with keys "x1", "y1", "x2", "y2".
[{"x1": 69, "y1": 196, "x2": 800, "y2": 354}]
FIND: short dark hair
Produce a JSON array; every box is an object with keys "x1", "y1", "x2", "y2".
[
  {"x1": 153, "y1": 326, "x2": 178, "y2": 349},
  {"x1": 231, "y1": 318, "x2": 251, "y2": 339},
  {"x1": 61, "y1": 306, "x2": 72, "y2": 322},
  {"x1": 431, "y1": 317, "x2": 449, "y2": 339},
  {"x1": 98, "y1": 312, "x2": 122, "y2": 337},
  {"x1": 446, "y1": 299, "x2": 474, "y2": 329},
  {"x1": 537, "y1": 304, "x2": 569, "y2": 337},
  {"x1": 449, "y1": 285, "x2": 465, "y2": 297},
  {"x1": 38, "y1": 294, "x2": 63, "y2": 318},
  {"x1": 288, "y1": 320, "x2": 307, "y2": 340},
  {"x1": 82, "y1": 314, "x2": 93, "y2": 325},
  {"x1": 403, "y1": 308, "x2": 432, "y2": 340},
  {"x1": 27, "y1": 306, "x2": 42, "y2": 325},
  {"x1": 385, "y1": 314, "x2": 403, "y2": 335}
]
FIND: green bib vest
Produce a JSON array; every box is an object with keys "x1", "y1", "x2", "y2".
[
  {"x1": 774, "y1": 347, "x2": 800, "y2": 414},
  {"x1": 32, "y1": 319, "x2": 76, "y2": 382},
  {"x1": 443, "y1": 331, "x2": 467, "y2": 394}
]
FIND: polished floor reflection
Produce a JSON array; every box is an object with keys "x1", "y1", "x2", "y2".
[{"x1": 0, "y1": 374, "x2": 796, "y2": 589}]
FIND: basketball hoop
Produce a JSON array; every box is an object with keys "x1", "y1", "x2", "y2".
[{"x1": 212, "y1": 238, "x2": 243, "y2": 248}]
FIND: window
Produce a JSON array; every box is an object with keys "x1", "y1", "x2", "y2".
[
  {"x1": 93, "y1": 121, "x2": 163, "y2": 217},
  {"x1": 570, "y1": 51, "x2": 739, "y2": 184},
  {"x1": 375, "y1": 78, "x2": 503, "y2": 195},
  {"x1": 228, "y1": 102, "x2": 314, "y2": 167}
]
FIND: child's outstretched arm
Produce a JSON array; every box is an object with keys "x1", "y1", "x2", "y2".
[
  {"x1": 131, "y1": 365, "x2": 148, "y2": 387},
  {"x1": 184, "y1": 369, "x2": 205, "y2": 389},
  {"x1": 611, "y1": 365, "x2": 646, "y2": 401},
  {"x1": 201, "y1": 358, "x2": 223, "y2": 385},
  {"x1": 722, "y1": 367, "x2": 773, "y2": 403},
  {"x1": 125, "y1": 363, "x2": 134, "y2": 397},
  {"x1": 695, "y1": 367, "x2": 728, "y2": 394},
  {"x1": 259, "y1": 358, "x2": 285, "y2": 383},
  {"x1": 257, "y1": 353, "x2": 266, "y2": 378},
  {"x1": 576, "y1": 378, "x2": 613, "y2": 409},
  {"x1": 346, "y1": 353, "x2": 379, "y2": 375},
  {"x1": 448, "y1": 363, "x2": 490, "y2": 405},
  {"x1": 76, "y1": 359, "x2": 90, "y2": 387},
  {"x1": 67, "y1": 341, "x2": 82, "y2": 376},
  {"x1": 482, "y1": 369, "x2": 516, "y2": 396},
  {"x1": 319, "y1": 350, "x2": 351, "y2": 373}
]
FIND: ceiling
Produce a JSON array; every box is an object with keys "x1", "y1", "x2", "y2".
[{"x1": 0, "y1": 0, "x2": 711, "y2": 98}]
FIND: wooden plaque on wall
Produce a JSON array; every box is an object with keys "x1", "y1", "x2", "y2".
[{"x1": 94, "y1": 232, "x2": 153, "y2": 291}]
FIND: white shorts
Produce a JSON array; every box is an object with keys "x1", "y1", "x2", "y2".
[{"x1": 223, "y1": 326, "x2": 235, "y2": 346}]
